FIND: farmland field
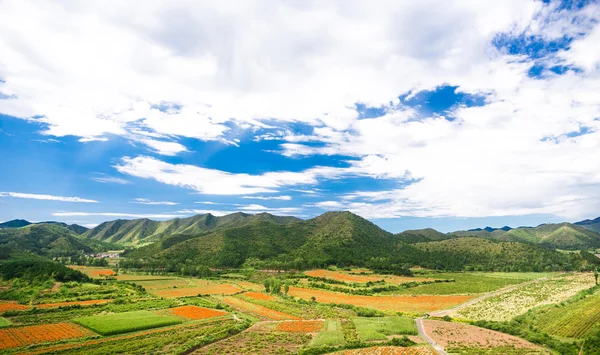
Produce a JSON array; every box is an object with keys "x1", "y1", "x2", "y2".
[
  {"x1": 454, "y1": 273, "x2": 595, "y2": 321},
  {"x1": 422, "y1": 319, "x2": 543, "y2": 353},
  {"x1": 531, "y1": 286, "x2": 600, "y2": 338},
  {"x1": 310, "y1": 319, "x2": 345, "y2": 346},
  {"x1": 194, "y1": 329, "x2": 312, "y2": 354},
  {"x1": 0, "y1": 301, "x2": 29, "y2": 312},
  {"x1": 0, "y1": 323, "x2": 95, "y2": 350},
  {"x1": 150, "y1": 283, "x2": 242, "y2": 297},
  {"x1": 73, "y1": 310, "x2": 182, "y2": 335},
  {"x1": 389, "y1": 272, "x2": 554, "y2": 295},
  {"x1": 169, "y1": 305, "x2": 228, "y2": 320},
  {"x1": 68, "y1": 266, "x2": 116, "y2": 278},
  {"x1": 221, "y1": 296, "x2": 301, "y2": 320},
  {"x1": 0, "y1": 317, "x2": 11, "y2": 327},
  {"x1": 305, "y1": 269, "x2": 433, "y2": 284},
  {"x1": 335, "y1": 347, "x2": 436, "y2": 355},
  {"x1": 353, "y1": 317, "x2": 417, "y2": 341},
  {"x1": 276, "y1": 320, "x2": 324, "y2": 332},
  {"x1": 1, "y1": 265, "x2": 596, "y2": 355},
  {"x1": 288, "y1": 286, "x2": 473, "y2": 313}
]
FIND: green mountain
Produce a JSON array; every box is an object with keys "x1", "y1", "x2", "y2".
[
  {"x1": 451, "y1": 223, "x2": 600, "y2": 250},
  {"x1": 0, "y1": 219, "x2": 32, "y2": 228},
  {"x1": 122, "y1": 211, "x2": 584, "y2": 272},
  {"x1": 84, "y1": 212, "x2": 301, "y2": 245},
  {"x1": 396, "y1": 228, "x2": 454, "y2": 243},
  {"x1": 0, "y1": 224, "x2": 115, "y2": 259},
  {"x1": 575, "y1": 217, "x2": 600, "y2": 234},
  {"x1": 0, "y1": 219, "x2": 89, "y2": 234}
]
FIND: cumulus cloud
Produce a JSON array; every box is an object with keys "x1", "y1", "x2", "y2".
[
  {"x1": 2, "y1": 1, "x2": 600, "y2": 219},
  {"x1": 139, "y1": 139, "x2": 188, "y2": 156},
  {"x1": 114, "y1": 156, "x2": 361, "y2": 195},
  {"x1": 0, "y1": 192, "x2": 98, "y2": 203}
]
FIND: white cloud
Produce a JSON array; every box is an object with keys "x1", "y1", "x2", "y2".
[
  {"x1": 236, "y1": 204, "x2": 301, "y2": 214},
  {"x1": 115, "y1": 155, "x2": 360, "y2": 195},
  {"x1": 0, "y1": 192, "x2": 98, "y2": 203},
  {"x1": 83, "y1": 223, "x2": 99, "y2": 228},
  {"x1": 132, "y1": 198, "x2": 178, "y2": 206},
  {"x1": 52, "y1": 212, "x2": 186, "y2": 219},
  {"x1": 241, "y1": 195, "x2": 292, "y2": 201},
  {"x1": 2, "y1": 1, "x2": 600, "y2": 220},
  {"x1": 92, "y1": 176, "x2": 130, "y2": 185},
  {"x1": 139, "y1": 139, "x2": 188, "y2": 156}
]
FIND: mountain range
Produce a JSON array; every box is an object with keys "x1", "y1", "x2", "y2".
[{"x1": 1, "y1": 212, "x2": 599, "y2": 272}]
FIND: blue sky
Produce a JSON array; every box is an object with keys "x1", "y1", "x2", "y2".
[{"x1": 1, "y1": 0, "x2": 600, "y2": 232}]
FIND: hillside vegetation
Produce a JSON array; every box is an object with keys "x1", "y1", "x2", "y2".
[
  {"x1": 0, "y1": 224, "x2": 115, "y2": 259},
  {"x1": 84, "y1": 212, "x2": 301, "y2": 245},
  {"x1": 451, "y1": 222, "x2": 600, "y2": 250},
  {"x1": 121, "y1": 212, "x2": 586, "y2": 274}
]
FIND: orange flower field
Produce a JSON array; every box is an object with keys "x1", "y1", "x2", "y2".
[
  {"x1": 36, "y1": 299, "x2": 111, "y2": 309},
  {"x1": 243, "y1": 292, "x2": 276, "y2": 301},
  {"x1": 336, "y1": 346, "x2": 436, "y2": 355},
  {"x1": 222, "y1": 296, "x2": 301, "y2": 320},
  {"x1": 0, "y1": 323, "x2": 95, "y2": 350},
  {"x1": 275, "y1": 320, "x2": 324, "y2": 332},
  {"x1": 288, "y1": 287, "x2": 473, "y2": 313},
  {"x1": 0, "y1": 301, "x2": 30, "y2": 312},
  {"x1": 169, "y1": 305, "x2": 227, "y2": 320},
  {"x1": 152, "y1": 284, "x2": 242, "y2": 298}
]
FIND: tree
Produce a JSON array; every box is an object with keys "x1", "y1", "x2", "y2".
[
  {"x1": 263, "y1": 279, "x2": 271, "y2": 293},
  {"x1": 284, "y1": 282, "x2": 290, "y2": 296},
  {"x1": 595, "y1": 269, "x2": 599, "y2": 286},
  {"x1": 271, "y1": 279, "x2": 282, "y2": 294}
]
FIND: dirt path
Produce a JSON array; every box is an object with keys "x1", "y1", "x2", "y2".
[
  {"x1": 429, "y1": 277, "x2": 550, "y2": 317},
  {"x1": 416, "y1": 318, "x2": 449, "y2": 355}
]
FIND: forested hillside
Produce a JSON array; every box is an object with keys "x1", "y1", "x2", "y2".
[
  {"x1": 451, "y1": 222, "x2": 600, "y2": 250},
  {"x1": 121, "y1": 212, "x2": 587, "y2": 274},
  {"x1": 84, "y1": 212, "x2": 301, "y2": 245}
]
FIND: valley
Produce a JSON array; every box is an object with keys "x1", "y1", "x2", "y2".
[{"x1": 0, "y1": 211, "x2": 599, "y2": 354}]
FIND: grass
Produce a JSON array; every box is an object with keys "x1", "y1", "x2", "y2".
[
  {"x1": 0, "y1": 317, "x2": 11, "y2": 327},
  {"x1": 353, "y1": 316, "x2": 417, "y2": 341},
  {"x1": 73, "y1": 310, "x2": 182, "y2": 335},
  {"x1": 310, "y1": 319, "x2": 346, "y2": 346}
]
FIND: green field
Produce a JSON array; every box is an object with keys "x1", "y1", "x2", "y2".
[
  {"x1": 0, "y1": 317, "x2": 11, "y2": 327},
  {"x1": 390, "y1": 272, "x2": 554, "y2": 295},
  {"x1": 353, "y1": 316, "x2": 417, "y2": 341},
  {"x1": 533, "y1": 287, "x2": 600, "y2": 338},
  {"x1": 73, "y1": 310, "x2": 182, "y2": 335},
  {"x1": 310, "y1": 319, "x2": 346, "y2": 346}
]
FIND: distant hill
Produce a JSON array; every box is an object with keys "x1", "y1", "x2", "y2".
[
  {"x1": 0, "y1": 224, "x2": 115, "y2": 258},
  {"x1": 396, "y1": 228, "x2": 455, "y2": 243},
  {"x1": 412, "y1": 237, "x2": 582, "y2": 271},
  {"x1": 575, "y1": 216, "x2": 600, "y2": 234},
  {"x1": 84, "y1": 212, "x2": 302, "y2": 245},
  {"x1": 121, "y1": 211, "x2": 584, "y2": 272},
  {"x1": 0, "y1": 219, "x2": 32, "y2": 228},
  {"x1": 451, "y1": 223, "x2": 600, "y2": 250},
  {"x1": 0, "y1": 219, "x2": 89, "y2": 234}
]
